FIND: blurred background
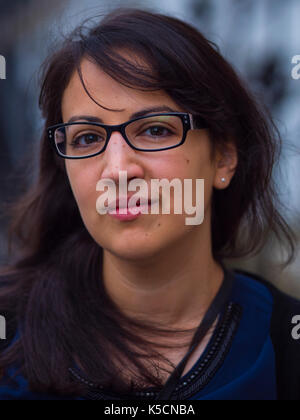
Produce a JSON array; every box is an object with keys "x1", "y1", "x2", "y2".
[{"x1": 0, "y1": 0, "x2": 299, "y2": 295}]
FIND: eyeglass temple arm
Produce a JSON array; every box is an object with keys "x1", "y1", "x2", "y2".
[{"x1": 189, "y1": 114, "x2": 195, "y2": 130}]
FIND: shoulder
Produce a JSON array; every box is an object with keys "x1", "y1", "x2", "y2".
[
  {"x1": 231, "y1": 268, "x2": 274, "y2": 306},
  {"x1": 0, "y1": 366, "x2": 75, "y2": 400},
  {"x1": 0, "y1": 328, "x2": 29, "y2": 400},
  {"x1": 232, "y1": 268, "x2": 300, "y2": 400},
  {"x1": 0, "y1": 328, "x2": 80, "y2": 400},
  {"x1": 0, "y1": 273, "x2": 18, "y2": 349},
  {"x1": 0, "y1": 356, "x2": 78, "y2": 400},
  {"x1": 228, "y1": 268, "x2": 275, "y2": 323},
  {"x1": 232, "y1": 268, "x2": 300, "y2": 323},
  {"x1": 0, "y1": 366, "x2": 29, "y2": 401}
]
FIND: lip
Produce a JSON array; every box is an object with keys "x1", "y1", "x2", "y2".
[{"x1": 107, "y1": 198, "x2": 159, "y2": 221}]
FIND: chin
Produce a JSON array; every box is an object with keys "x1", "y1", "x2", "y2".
[
  {"x1": 87, "y1": 216, "x2": 179, "y2": 260},
  {"x1": 104, "y1": 238, "x2": 165, "y2": 262}
]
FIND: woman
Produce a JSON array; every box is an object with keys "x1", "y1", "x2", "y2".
[{"x1": 0, "y1": 8, "x2": 299, "y2": 401}]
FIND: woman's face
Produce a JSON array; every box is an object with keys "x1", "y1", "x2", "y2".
[{"x1": 62, "y1": 58, "x2": 227, "y2": 261}]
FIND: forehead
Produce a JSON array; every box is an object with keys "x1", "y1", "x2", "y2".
[{"x1": 61, "y1": 58, "x2": 182, "y2": 123}]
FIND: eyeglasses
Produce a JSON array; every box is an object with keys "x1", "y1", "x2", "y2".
[{"x1": 47, "y1": 112, "x2": 208, "y2": 159}]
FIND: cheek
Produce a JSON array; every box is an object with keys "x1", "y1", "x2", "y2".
[
  {"x1": 174, "y1": 151, "x2": 215, "y2": 213},
  {"x1": 162, "y1": 151, "x2": 213, "y2": 184},
  {"x1": 150, "y1": 155, "x2": 213, "y2": 221},
  {"x1": 66, "y1": 163, "x2": 99, "y2": 214},
  {"x1": 148, "y1": 153, "x2": 196, "y2": 181}
]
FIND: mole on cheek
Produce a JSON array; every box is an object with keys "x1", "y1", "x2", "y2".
[{"x1": 186, "y1": 159, "x2": 190, "y2": 165}]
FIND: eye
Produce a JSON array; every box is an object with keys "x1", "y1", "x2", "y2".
[
  {"x1": 144, "y1": 126, "x2": 173, "y2": 137},
  {"x1": 71, "y1": 133, "x2": 105, "y2": 147}
]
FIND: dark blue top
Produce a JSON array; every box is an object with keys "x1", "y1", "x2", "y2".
[{"x1": 0, "y1": 271, "x2": 277, "y2": 400}]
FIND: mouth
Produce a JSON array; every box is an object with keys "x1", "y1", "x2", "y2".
[{"x1": 107, "y1": 197, "x2": 159, "y2": 219}]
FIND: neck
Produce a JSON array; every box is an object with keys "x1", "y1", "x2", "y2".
[{"x1": 102, "y1": 229, "x2": 224, "y2": 329}]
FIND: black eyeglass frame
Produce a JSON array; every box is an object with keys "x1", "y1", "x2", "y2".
[{"x1": 47, "y1": 112, "x2": 208, "y2": 160}]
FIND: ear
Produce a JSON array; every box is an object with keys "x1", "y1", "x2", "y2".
[{"x1": 213, "y1": 141, "x2": 238, "y2": 190}]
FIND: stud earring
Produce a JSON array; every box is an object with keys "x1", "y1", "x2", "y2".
[{"x1": 221, "y1": 177, "x2": 226, "y2": 183}]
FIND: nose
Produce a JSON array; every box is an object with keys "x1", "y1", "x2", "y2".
[{"x1": 99, "y1": 131, "x2": 145, "y2": 183}]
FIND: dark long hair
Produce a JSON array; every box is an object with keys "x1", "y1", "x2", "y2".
[{"x1": 0, "y1": 8, "x2": 296, "y2": 396}]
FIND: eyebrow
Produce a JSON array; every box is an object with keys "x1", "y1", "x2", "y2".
[{"x1": 67, "y1": 106, "x2": 179, "y2": 124}]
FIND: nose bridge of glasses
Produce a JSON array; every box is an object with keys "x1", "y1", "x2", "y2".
[{"x1": 105, "y1": 123, "x2": 131, "y2": 149}]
